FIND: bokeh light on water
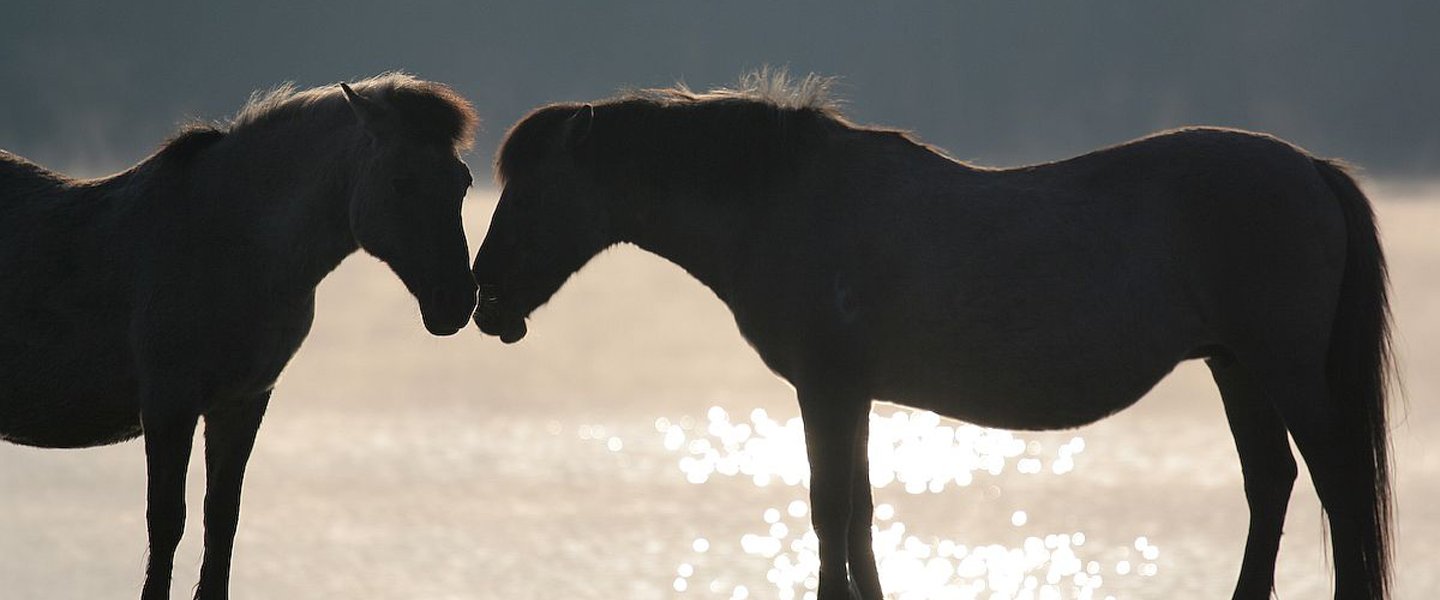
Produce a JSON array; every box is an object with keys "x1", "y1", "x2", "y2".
[{"x1": 657, "y1": 406, "x2": 1160, "y2": 599}]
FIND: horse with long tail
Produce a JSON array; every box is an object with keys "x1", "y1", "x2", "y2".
[
  {"x1": 471, "y1": 72, "x2": 1395, "y2": 600},
  {"x1": 0, "y1": 73, "x2": 478, "y2": 599}
]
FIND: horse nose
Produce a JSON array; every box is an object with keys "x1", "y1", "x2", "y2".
[
  {"x1": 425, "y1": 284, "x2": 476, "y2": 336},
  {"x1": 473, "y1": 287, "x2": 502, "y2": 328}
]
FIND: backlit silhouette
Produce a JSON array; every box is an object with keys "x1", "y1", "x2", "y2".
[
  {"x1": 472, "y1": 71, "x2": 1395, "y2": 600},
  {"x1": 0, "y1": 74, "x2": 478, "y2": 599}
]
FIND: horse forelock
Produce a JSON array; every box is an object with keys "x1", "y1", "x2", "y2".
[{"x1": 229, "y1": 72, "x2": 478, "y2": 151}]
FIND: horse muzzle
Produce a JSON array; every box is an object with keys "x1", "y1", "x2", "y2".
[
  {"x1": 474, "y1": 292, "x2": 528, "y2": 344},
  {"x1": 422, "y1": 284, "x2": 478, "y2": 337}
]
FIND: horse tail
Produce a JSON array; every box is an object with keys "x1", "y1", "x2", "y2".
[{"x1": 1315, "y1": 158, "x2": 1395, "y2": 599}]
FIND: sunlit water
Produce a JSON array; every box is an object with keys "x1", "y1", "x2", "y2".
[
  {"x1": 660, "y1": 406, "x2": 1154, "y2": 600},
  {"x1": 2, "y1": 186, "x2": 1439, "y2": 599}
]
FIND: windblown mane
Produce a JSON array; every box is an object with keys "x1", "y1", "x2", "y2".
[
  {"x1": 497, "y1": 69, "x2": 932, "y2": 186},
  {"x1": 227, "y1": 72, "x2": 478, "y2": 150},
  {"x1": 636, "y1": 69, "x2": 844, "y2": 114},
  {"x1": 151, "y1": 125, "x2": 228, "y2": 165},
  {"x1": 3, "y1": 74, "x2": 476, "y2": 199},
  {"x1": 129, "y1": 73, "x2": 476, "y2": 179}
]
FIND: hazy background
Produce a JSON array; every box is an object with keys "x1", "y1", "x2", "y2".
[
  {"x1": 3, "y1": 3, "x2": 1439, "y2": 599},
  {"x1": 3, "y1": 1, "x2": 1439, "y2": 177}
]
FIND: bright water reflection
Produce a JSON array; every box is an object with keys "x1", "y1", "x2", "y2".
[{"x1": 659, "y1": 406, "x2": 1160, "y2": 599}]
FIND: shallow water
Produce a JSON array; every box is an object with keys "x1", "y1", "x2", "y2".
[{"x1": 2, "y1": 186, "x2": 1439, "y2": 599}]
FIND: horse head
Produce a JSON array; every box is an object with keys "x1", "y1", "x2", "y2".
[
  {"x1": 473, "y1": 104, "x2": 612, "y2": 344},
  {"x1": 342, "y1": 82, "x2": 478, "y2": 336}
]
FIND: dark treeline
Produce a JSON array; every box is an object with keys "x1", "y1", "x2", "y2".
[{"x1": 3, "y1": 1, "x2": 1437, "y2": 176}]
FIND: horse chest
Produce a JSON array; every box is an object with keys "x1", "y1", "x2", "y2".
[{"x1": 212, "y1": 300, "x2": 315, "y2": 397}]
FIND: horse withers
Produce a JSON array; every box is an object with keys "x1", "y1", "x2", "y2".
[
  {"x1": 472, "y1": 72, "x2": 1395, "y2": 600},
  {"x1": 0, "y1": 74, "x2": 478, "y2": 599}
]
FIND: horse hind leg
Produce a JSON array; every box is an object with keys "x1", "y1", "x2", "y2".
[
  {"x1": 1207, "y1": 356, "x2": 1297, "y2": 600},
  {"x1": 1252, "y1": 362, "x2": 1383, "y2": 600}
]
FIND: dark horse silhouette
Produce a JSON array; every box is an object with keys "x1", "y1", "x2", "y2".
[
  {"x1": 472, "y1": 72, "x2": 1395, "y2": 600},
  {"x1": 0, "y1": 74, "x2": 478, "y2": 599}
]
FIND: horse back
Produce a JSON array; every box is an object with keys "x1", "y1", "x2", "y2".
[
  {"x1": 732, "y1": 127, "x2": 1347, "y2": 429},
  {"x1": 0, "y1": 152, "x2": 169, "y2": 447},
  {"x1": 1070, "y1": 128, "x2": 1348, "y2": 357},
  {"x1": 0, "y1": 150, "x2": 72, "y2": 197}
]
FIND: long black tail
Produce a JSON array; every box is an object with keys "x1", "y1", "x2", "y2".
[{"x1": 1314, "y1": 158, "x2": 1395, "y2": 599}]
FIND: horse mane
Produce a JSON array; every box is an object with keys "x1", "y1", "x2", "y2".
[
  {"x1": 151, "y1": 125, "x2": 228, "y2": 164},
  {"x1": 632, "y1": 69, "x2": 844, "y2": 114},
  {"x1": 137, "y1": 74, "x2": 474, "y2": 178},
  {"x1": 3, "y1": 74, "x2": 475, "y2": 204},
  {"x1": 498, "y1": 69, "x2": 940, "y2": 186},
  {"x1": 229, "y1": 72, "x2": 478, "y2": 151}
]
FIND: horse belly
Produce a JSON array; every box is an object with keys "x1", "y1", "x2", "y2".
[
  {"x1": 867, "y1": 290, "x2": 1200, "y2": 431},
  {"x1": 0, "y1": 339, "x2": 142, "y2": 448},
  {"x1": 875, "y1": 352, "x2": 1181, "y2": 431}
]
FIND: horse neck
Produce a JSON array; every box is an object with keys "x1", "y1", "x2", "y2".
[
  {"x1": 189, "y1": 119, "x2": 362, "y2": 293},
  {"x1": 606, "y1": 132, "x2": 974, "y2": 304},
  {"x1": 612, "y1": 184, "x2": 752, "y2": 304}
]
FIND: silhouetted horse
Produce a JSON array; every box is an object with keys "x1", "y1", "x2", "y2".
[
  {"x1": 0, "y1": 74, "x2": 478, "y2": 599},
  {"x1": 472, "y1": 72, "x2": 1395, "y2": 600}
]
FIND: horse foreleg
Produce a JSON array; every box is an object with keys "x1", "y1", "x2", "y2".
[
  {"x1": 140, "y1": 403, "x2": 200, "y2": 600},
  {"x1": 845, "y1": 404, "x2": 884, "y2": 600},
  {"x1": 798, "y1": 386, "x2": 869, "y2": 600},
  {"x1": 194, "y1": 392, "x2": 271, "y2": 600},
  {"x1": 1208, "y1": 359, "x2": 1296, "y2": 600}
]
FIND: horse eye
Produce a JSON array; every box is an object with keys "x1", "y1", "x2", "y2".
[{"x1": 391, "y1": 176, "x2": 419, "y2": 194}]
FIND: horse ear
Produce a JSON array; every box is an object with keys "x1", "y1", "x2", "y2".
[
  {"x1": 340, "y1": 83, "x2": 386, "y2": 134},
  {"x1": 562, "y1": 104, "x2": 594, "y2": 152}
]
